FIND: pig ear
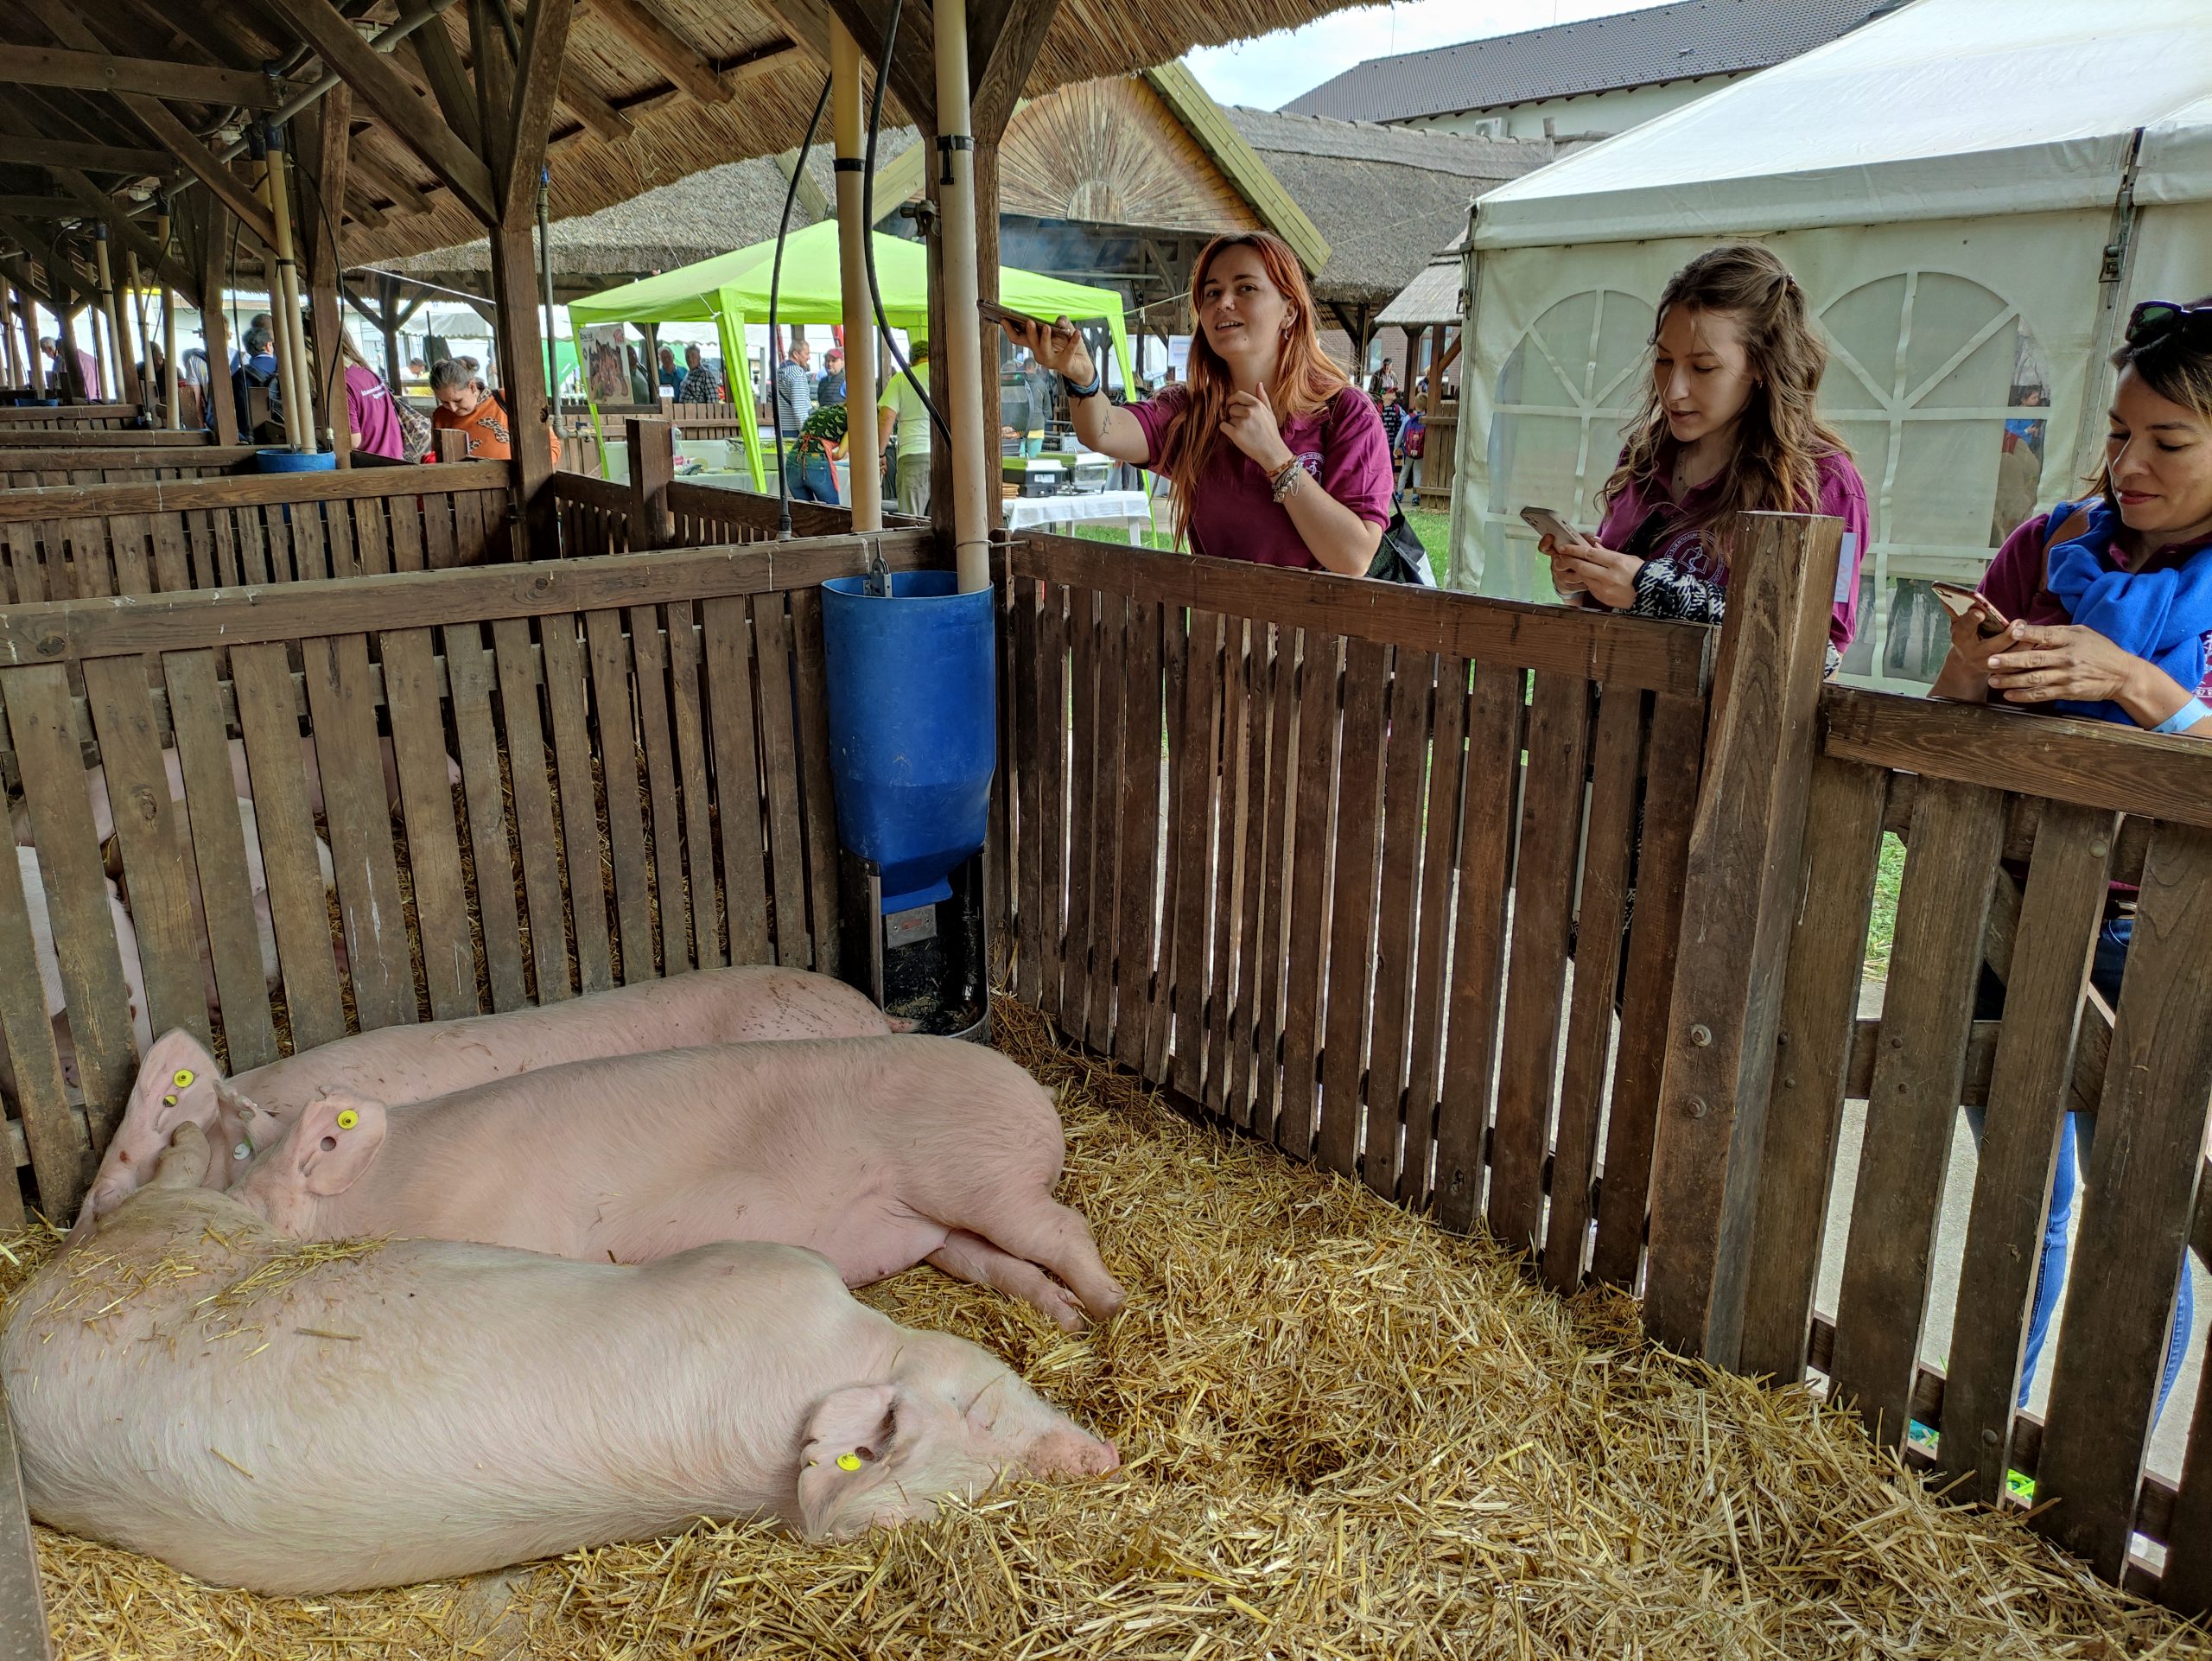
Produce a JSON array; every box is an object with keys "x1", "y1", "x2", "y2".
[
  {"x1": 128, "y1": 1030, "x2": 225, "y2": 1142},
  {"x1": 280, "y1": 1091, "x2": 388, "y2": 1197},
  {"x1": 795, "y1": 1384, "x2": 905, "y2": 1540}
]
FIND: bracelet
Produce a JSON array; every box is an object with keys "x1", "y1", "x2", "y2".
[
  {"x1": 1061, "y1": 366, "x2": 1102, "y2": 399},
  {"x1": 2154, "y1": 697, "x2": 2210, "y2": 734},
  {"x1": 1268, "y1": 457, "x2": 1305, "y2": 504}
]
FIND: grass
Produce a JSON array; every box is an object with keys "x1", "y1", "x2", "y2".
[{"x1": 1863, "y1": 832, "x2": 1908, "y2": 980}]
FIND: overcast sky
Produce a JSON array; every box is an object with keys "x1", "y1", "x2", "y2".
[{"x1": 1184, "y1": 0, "x2": 1673, "y2": 111}]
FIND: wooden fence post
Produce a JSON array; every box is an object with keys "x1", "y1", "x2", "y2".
[
  {"x1": 626, "y1": 417, "x2": 674, "y2": 550},
  {"x1": 1640, "y1": 510, "x2": 1842, "y2": 1365}
]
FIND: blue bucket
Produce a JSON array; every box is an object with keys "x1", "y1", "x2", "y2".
[
  {"x1": 255, "y1": 449, "x2": 336, "y2": 474},
  {"x1": 821, "y1": 572, "x2": 995, "y2": 914}
]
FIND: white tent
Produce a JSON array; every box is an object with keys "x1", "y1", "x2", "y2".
[{"x1": 1452, "y1": 0, "x2": 2212, "y2": 688}]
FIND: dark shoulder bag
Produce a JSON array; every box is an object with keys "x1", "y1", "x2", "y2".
[{"x1": 1325, "y1": 389, "x2": 1434, "y2": 586}]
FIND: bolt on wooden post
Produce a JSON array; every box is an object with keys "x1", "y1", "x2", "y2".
[{"x1": 1639, "y1": 509, "x2": 1843, "y2": 1365}]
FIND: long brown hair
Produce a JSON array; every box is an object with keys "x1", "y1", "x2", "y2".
[
  {"x1": 1155, "y1": 231, "x2": 1348, "y2": 543},
  {"x1": 2092, "y1": 295, "x2": 2212, "y2": 510},
  {"x1": 1603, "y1": 243, "x2": 1848, "y2": 523}
]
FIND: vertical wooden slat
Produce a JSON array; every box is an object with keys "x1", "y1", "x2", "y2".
[
  {"x1": 1085, "y1": 594, "x2": 1128, "y2": 1055},
  {"x1": 1060, "y1": 589, "x2": 1099, "y2": 1043},
  {"x1": 421, "y1": 489, "x2": 459, "y2": 570},
  {"x1": 1734, "y1": 756, "x2": 1890, "y2": 1376},
  {"x1": 388, "y1": 495, "x2": 427, "y2": 574},
  {"x1": 491, "y1": 617, "x2": 573, "y2": 1002},
  {"x1": 1403, "y1": 655, "x2": 1471, "y2": 1208},
  {"x1": 1125, "y1": 599, "x2": 1168, "y2": 1078},
  {"x1": 106, "y1": 512, "x2": 153, "y2": 593},
  {"x1": 1036, "y1": 582, "x2": 1068, "y2": 1020},
  {"x1": 0, "y1": 815, "x2": 84, "y2": 1219},
  {"x1": 1206, "y1": 617, "x2": 1251, "y2": 1117},
  {"x1": 302, "y1": 634, "x2": 417, "y2": 1033},
  {"x1": 445, "y1": 625, "x2": 529, "y2": 1012},
  {"x1": 540, "y1": 614, "x2": 614, "y2": 994},
  {"x1": 2037, "y1": 822, "x2": 2212, "y2": 1581},
  {"x1": 1013, "y1": 580, "x2": 1045, "y2": 1005},
  {"x1": 988, "y1": 577, "x2": 1014, "y2": 990},
  {"x1": 0, "y1": 1370, "x2": 53, "y2": 1658},
  {"x1": 584, "y1": 608, "x2": 654, "y2": 981},
  {"x1": 1363, "y1": 647, "x2": 1434, "y2": 1200},
  {"x1": 1169, "y1": 608, "x2": 1222, "y2": 1102},
  {"x1": 1249, "y1": 627, "x2": 1300, "y2": 1142},
  {"x1": 664, "y1": 601, "x2": 721, "y2": 971},
  {"x1": 352, "y1": 496, "x2": 391, "y2": 578},
  {"x1": 228, "y1": 646, "x2": 347, "y2": 1051},
  {"x1": 1490, "y1": 672, "x2": 1592, "y2": 1256},
  {"x1": 788, "y1": 588, "x2": 842, "y2": 980},
  {"x1": 1316, "y1": 638, "x2": 1390, "y2": 1180},
  {"x1": 289, "y1": 493, "x2": 331, "y2": 583},
  {"x1": 752, "y1": 596, "x2": 811, "y2": 971},
  {"x1": 382, "y1": 627, "x2": 476, "y2": 1021},
  {"x1": 149, "y1": 515, "x2": 191, "y2": 593},
  {"x1": 1433, "y1": 662, "x2": 1524, "y2": 1233},
  {"x1": 1938, "y1": 800, "x2": 2117, "y2": 1505},
  {"x1": 1540, "y1": 684, "x2": 1643, "y2": 1289},
  {"x1": 1591, "y1": 692, "x2": 1706, "y2": 1287},
  {"x1": 702, "y1": 596, "x2": 771, "y2": 966},
  {"x1": 1224, "y1": 621, "x2": 1277, "y2": 1130},
  {"x1": 1277, "y1": 633, "x2": 1344, "y2": 1161},
  {"x1": 1829, "y1": 778, "x2": 2006, "y2": 1448},
  {"x1": 449, "y1": 487, "x2": 488, "y2": 568},
  {"x1": 629, "y1": 605, "x2": 688, "y2": 975},
  {"x1": 79, "y1": 659, "x2": 208, "y2": 1045}
]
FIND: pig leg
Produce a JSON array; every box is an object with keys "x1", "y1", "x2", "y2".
[
  {"x1": 925, "y1": 1230, "x2": 1086, "y2": 1333},
  {"x1": 950, "y1": 1199, "x2": 1126, "y2": 1326}
]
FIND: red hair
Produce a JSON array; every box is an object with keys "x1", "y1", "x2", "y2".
[{"x1": 1154, "y1": 231, "x2": 1348, "y2": 544}]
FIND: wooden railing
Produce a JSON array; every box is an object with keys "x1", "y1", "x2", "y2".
[
  {"x1": 0, "y1": 527, "x2": 937, "y2": 1223},
  {"x1": 0, "y1": 404, "x2": 152, "y2": 432},
  {"x1": 0, "y1": 462, "x2": 515, "y2": 601},
  {"x1": 996, "y1": 528, "x2": 1715, "y2": 1281},
  {"x1": 0, "y1": 446, "x2": 258, "y2": 488}
]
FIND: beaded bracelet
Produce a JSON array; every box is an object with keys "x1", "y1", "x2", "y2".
[{"x1": 1268, "y1": 457, "x2": 1304, "y2": 504}]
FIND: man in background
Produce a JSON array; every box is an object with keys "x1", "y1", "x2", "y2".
[
  {"x1": 677, "y1": 344, "x2": 718, "y2": 404},
  {"x1": 817, "y1": 345, "x2": 847, "y2": 407},
  {"x1": 776, "y1": 334, "x2": 814, "y2": 435},
  {"x1": 230, "y1": 323, "x2": 282, "y2": 438},
  {"x1": 878, "y1": 343, "x2": 930, "y2": 517}
]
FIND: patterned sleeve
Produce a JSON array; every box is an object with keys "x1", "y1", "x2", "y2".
[{"x1": 1629, "y1": 561, "x2": 1727, "y2": 627}]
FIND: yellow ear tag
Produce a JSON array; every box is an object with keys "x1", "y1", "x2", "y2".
[
  {"x1": 836, "y1": 1453, "x2": 862, "y2": 1473},
  {"x1": 173, "y1": 1069, "x2": 195, "y2": 1088},
  {"x1": 162, "y1": 1094, "x2": 177, "y2": 1106},
  {"x1": 335, "y1": 1110, "x2": 359, "y2": 1131}
]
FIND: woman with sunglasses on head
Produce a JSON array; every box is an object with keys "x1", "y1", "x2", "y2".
[
  {"x1": 1536, "y1": 243, "x2": 1871, "y2": 671},
  {"x1": 1929, "y1": 296, "x2": 2212, "y2": 1438},
  {"x1": 998, "y1": 231, "x2": 1395, "y2": 575}
]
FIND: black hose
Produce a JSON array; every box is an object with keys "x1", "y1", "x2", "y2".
[
  {"x1": 770, "y1": 73, "x2": 834, "y2": 538},
  {"x1": 861, "y1": 0, "x2": 950, "y2": 447}
]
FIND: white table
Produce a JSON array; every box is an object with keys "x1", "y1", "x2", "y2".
[{"x1": 1001, "y1": 489, "x2": 1154, "y2": 544}]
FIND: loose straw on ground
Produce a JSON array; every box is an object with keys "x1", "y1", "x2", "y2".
[{"x1": 3, "y1": 996, "x2": 2205, "y2": 1658}]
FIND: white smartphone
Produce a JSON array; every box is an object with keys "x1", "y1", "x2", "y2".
[
  {"x1": 1520, "y1": 505, "x2": 1586, "y2": 548},
  {"x1": 1930, "y1": 581, "x2": 2011, "y2": 637}
]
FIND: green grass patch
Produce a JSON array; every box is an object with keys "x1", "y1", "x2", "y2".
[{"x1": 1863, "y1": 832, "x2": 1908, "y2": 980}]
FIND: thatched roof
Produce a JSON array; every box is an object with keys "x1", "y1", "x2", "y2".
[
  {"x1": 1378, "y1": 258, "x2": 1463, "y2": 328},
  {"x1": 383, "y1": 134, "x2": 921, "y2": 287},
  {"x1": 1221, "y1": 107, "x2": 1551, "y2": 307}
]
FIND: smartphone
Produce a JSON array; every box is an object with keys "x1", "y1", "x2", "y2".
[
  {"x1": 1519, "y1": 505, "x2": 1586, "y2": 548},
  {"x1": 1930, "y1": 581, "x2": 2011, "y2": 636},
  {"x1": 979, "y1": 301, "x2": 1077, "y2": 341}
]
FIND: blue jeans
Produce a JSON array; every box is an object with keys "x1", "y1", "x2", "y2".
[
  {"x1": 785, "y1": 449, "x2": 838, "y2": 505},
  {"x1": 1966, "y1": 917, "x2": 2193, "y2": 1417}
]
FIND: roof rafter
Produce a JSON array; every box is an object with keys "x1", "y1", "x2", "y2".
[
  {"x1": 582, "y1": 0, "x2": 729, "y2": 106},
  {"x1": 0, "y1": 44, "x2": 282, "y2": 111}
]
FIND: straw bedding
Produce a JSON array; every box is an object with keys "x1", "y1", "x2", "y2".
[{"x1": 3, "y1": 998, "x2": 2206, "y2": 1659}]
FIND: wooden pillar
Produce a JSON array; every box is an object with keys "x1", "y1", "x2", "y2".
[
  {"x1": 54, "y1": 303, "x2": 88, "y2": 401},
  {"x1": 1640, "y1": 511, "x2": 1844, "y2": 1365},
  {"x1": 0, "y1": 283, "x2": 19, "y2": 385},
  {"x1": 92, "y1": 229, "x2": 126, "y2": 400},
  {"x1": 626, "y1": 416, "x2": 674, "y2": 548},
  {"x1": 16, "y1": 285, "x2": 42, "y2": 394},
  {"x1": 376, "y1": 275, "x2": 404, "y2": 393},
  {"x1": 301, "y1": 89, "x2": 354, "y2": 465},
  {"x1": 190, "y1": 196, "x2": 240, "y2": 447},
  {"x1": 831, "y1": 17, "x2": 881, "y2": 531}
]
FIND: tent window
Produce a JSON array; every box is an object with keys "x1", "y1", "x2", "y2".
[
  {"x1": 1488, "y1": 289, "x2": 1656, "y2": 554},
  {"x1": 1820, "y1": 270, "x2": 2050, "y2": 689}
]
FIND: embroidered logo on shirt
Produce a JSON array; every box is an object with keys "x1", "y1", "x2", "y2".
[{"x1": 1294, "y1": 449, "x2": 1322, "y2": 480}]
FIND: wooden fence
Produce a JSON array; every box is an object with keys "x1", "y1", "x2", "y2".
[
  {"x1": 0, "y1": 527, "x2": 935, "y2": 1224},
  {"x1": 1727, "y1": 686, "x2": 2212, "y2": 1607},
  {"x1": 0, "y1": 447, "x2": 257, "y2": 490},
  {"x1": 0, "y1": 463, "x2": 515, "y2": 601},
  {"x1": 995, "y1": 528, "x2": 1715, "y2": 1282},
  {"x1": 0, "y1": 404, "x2": 149, "y2": 433}
]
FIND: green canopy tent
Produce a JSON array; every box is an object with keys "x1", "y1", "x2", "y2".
[{"x1": 567, "y1": 219, "x2": 1137, "y2": 491}]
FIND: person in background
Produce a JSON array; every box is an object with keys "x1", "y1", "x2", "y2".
[
  {"x1": 1019, "y1": 347, "x2": 1056, "y2": 457},
  {"x1": 339, "y1": 331, "x2": 404, "y2": 461},
  {"x1": 1928, "y1": 296, "x2": 2212, "y2": 1444},
  {"x1": 1368, "y1": 356, "x2": 1396, "y2": 398},
  {"x1": 428, "y1": 357, "x2": 560, "y2": 464},
  {"x1": 879, "y1": 344, "x2": 931, "y2": 517},
  {"x1": 1005, "y1": 230, "x2": 1390, "y2": 574},
  {"x1": 675, "y1": 344, "x2": 717, "y2": 405},
  {"x1": 1398, "y1": 402, "x2": 1425, "y2": 495},
  {"x1": 230, "y1": 323, "x2": 282, "y2": 438},
  {"x1": 1537, "y1": 242, "x2": 1870, "y2": 670},
  {"x1": 790, "y1": 399, "x2": 846, "y2": 505},
  {"x1": 624, "y1": 345, "x2": 652, "y2": 404},
  {"x1": 817, "y1": 346, "x2": 847, "y2": 408},
  {"x1": 657, "y1": 344, "x2": 682, "y2": 395},
  {"x1": 39, "y1": 335, "x2": 102, "y2": 401},
  {"x1": 1376, "y1": 385, "x2": 1408, "y2": 475},
  {"x1": 776, "y1": 334, "x2": 814, "y2": 434},
  {"x1": 180, "y1": 344, "x2": 211, "y2": 426}
]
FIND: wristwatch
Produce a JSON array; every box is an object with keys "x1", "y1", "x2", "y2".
[{"x1": 1061, "y1": 366, "x2": 1103, "y2": 399}]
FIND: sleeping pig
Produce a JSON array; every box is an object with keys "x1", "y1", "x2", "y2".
[
  {"x1": 73, "y1": 964, "x2": 895, "y2": 1230},
  {"x1": 215, "y1": 1036, "x2": 1126, "y2": 1332},
  {"x1": 5, "y1": 1121, "x2": 1118, "y2": 1594}
]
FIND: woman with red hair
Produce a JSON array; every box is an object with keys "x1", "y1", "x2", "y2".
[{"x1": 1001, "y1": 231, "x2": 1394, "y2": 575}]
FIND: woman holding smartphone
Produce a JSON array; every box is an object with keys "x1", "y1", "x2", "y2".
[
  {"x1": 996, "y1": 231, "x2": 1395, "y2": 575},
  {"x1": 1535, "y1": 243, "x2": 1870, "y2": 669},
  {"x1": 1928, "y1": 297, "x2": 2212, "y2": 1433}
]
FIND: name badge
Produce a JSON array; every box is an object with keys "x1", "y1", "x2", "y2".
[{"x1": 1834, "y1": 531, "x2": 1859, "y2": 606}]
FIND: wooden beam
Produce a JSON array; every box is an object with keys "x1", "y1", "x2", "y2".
[
  {"x1": 301, "y1": 86, "x2": 352, "y2": 461},
  {"x1": 821, "y1": 0, "x2": 933, "y2": 132},
  {"x1": 0, "y1": 136, "x2": 168, "y2": 174},
  {"x1": 0, "y1": 197, "x2": 80, "y2": 220},
  {"x1": 50, "y1": 174, "x2": 196, "y2": 302},
  {"x1": 348, "y1": 144, "x2": 437, "y2": 219},
  {"x1": 556, "y1": 65, "x2": 633, "y2": 143},
  {"x1": 0, "y1": 43, "x2": 282, "y2": 109},
  {"x1": 759, "y1": 0, "x2": 835, "y2": 64},
  {"x1": 401, "y1": 20, "x2": 485, "y2": 158},
  {"x1": 970, "y1": 0, "x2": 1058, "y2": 139},
  {"x1": 771, "y1": 148, "x2": 830, "y2": 223},
  {"x1": 256, "y1": 0, "x2": 497, "y2": 225},
  {"x1": 184, "y1": 191, "x2": 238, "y2": 444},
  {"x1": 585, "y1": 0, "x2": 729, "y2": 105},
  {"x1": 502, "y1": 0, "x2": 575, "y2": 221}
]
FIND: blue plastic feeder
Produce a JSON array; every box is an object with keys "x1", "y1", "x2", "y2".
[
  {"x1": 255, "y1": 449, "x2": 336, "y2": 474},
  {"x1": 821, "y1": 571, "x2": 996, "y2": 915}
]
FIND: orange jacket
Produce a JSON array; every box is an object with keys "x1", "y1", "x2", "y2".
[{"x1": 430, "y1": 391, "x2": 561, "y2": 465}]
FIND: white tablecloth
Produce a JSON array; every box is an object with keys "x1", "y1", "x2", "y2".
[{"x1": 1001, "y1": 489, "x2": 1154, "y2": 543}]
